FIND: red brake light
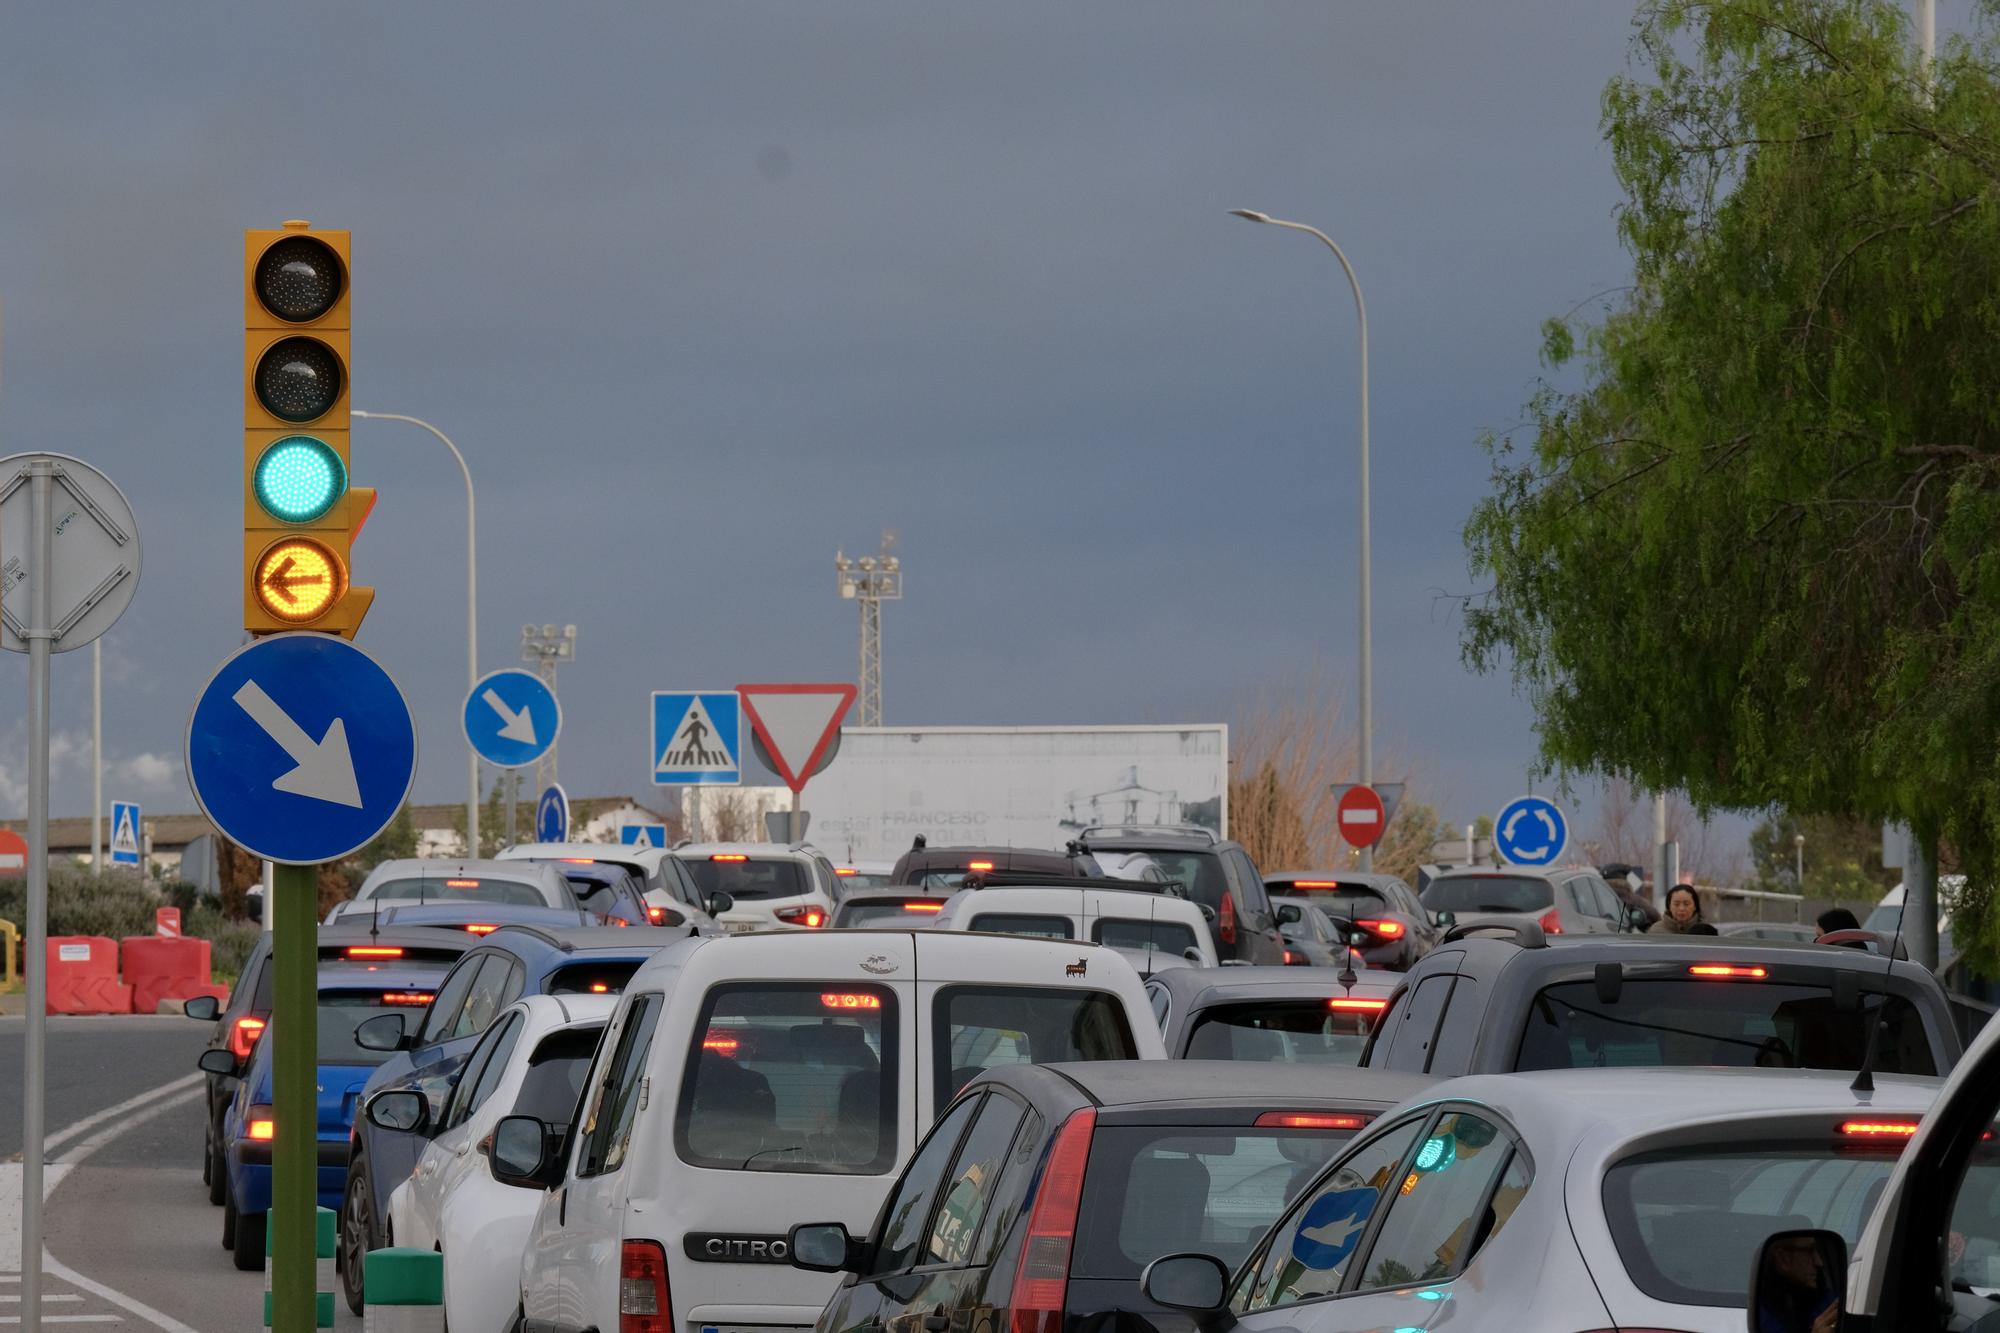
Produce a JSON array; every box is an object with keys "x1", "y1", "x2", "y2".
[
  {"x1": 247, "y1": 1114, "x2": 276, "y2": 1142},
  {"x1": 1010, "y1": 1107, "x2": 1096, "y2": 1333},
  {"x1": 836, "y1": 866, "x2": 858, "y2": 876},
  {"x1": 1328, "y1": 997, "x2": 1388, "y2": 1012},
  {"x1": 381, "y1": 992, "x2": 434, "y2": 1007},
  {"x1": 1537, "y1": 908, "x2": 1563, "y2": 935},
  {"x1": 444, "y1": 879, "x2": 480, "y2": 888},
  {"x1": 1255, "y1": 1111, "x2": 1372, "y2": 1130},
  {"x1": 776, "y1": 906, "x2": 825, "y2": 928},
  {"x1": 647, "y1": 906, "x2": 667, "y2": 925},
  {"x1": 619, "y1": 1238, "x2": 671, "y2": 1333},
  {"x1": 463, "y1": 924, "x2": 499, "y2": 935},
  {"x1": 710, "y1": 853, "x2": 748, "y2": 862},
  {"x1": 1689, "y1": 964, "x2": 1767, "y2": 979},
  {"x1": 590, "y1": 983, "x2": 610, "y2": 994},
  {"x1": 821, "y1": 992, "x2": 882, "y2": 1010},
  {"x1": 559, "y1": 858, "x2": 595, "y2": 864},
  {"x1": 702, "y1": 1033, "x2": 740, "y2": 1055},
  {"x1": 1840, "y1": 1120, "x2": 1920, "y2": 1138},
  {"x1": 903, "y1": 901, "x2": 945, "y2": 914},
  {"x1": 346, "y1": 946, "x2": 403, "y2": 959},
  {"x1": 1289, "y1": 881, "x2": 1340, "y2": 889},
  {"x1": 1283, "y1": 949, "x2": 1298, "y2": 965},
  {"x1": 1356, "y1": 918, "x2": 1405, "y2": 940},
  {"x1": 1219, "y1": 891, "x2": 1237, "y2": 946},
  {"x1": 229, "y1": 1016, "x2": 266, "y2": 1058},
  {"x1": 967, "y1": 860, "x2": 995, "y2": 872}
]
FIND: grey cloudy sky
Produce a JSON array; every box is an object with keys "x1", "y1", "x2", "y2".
[{"x1": 0, "y1": 3, "x2": 1686, "y2": 852}]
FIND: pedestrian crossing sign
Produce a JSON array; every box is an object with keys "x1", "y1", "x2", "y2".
[
  {"x1": 651, "y1": 691, "x2": 741, "y2": 787},
  {"x1": 110, "y1": 800, "x2": 141, "y2": 867}
]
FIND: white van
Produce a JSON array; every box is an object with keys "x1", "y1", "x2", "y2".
[
  {"x1": 499, "y1": 928, "x2": 1162, "y2": 1333},
  {"x1": 933, "y1": 883, "x2": 1219, "y2": 974}
]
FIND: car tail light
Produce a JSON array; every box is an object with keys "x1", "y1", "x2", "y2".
[
  {"x1": 1283, "y1": 949, "x2": 1299, "y2": 965},
  {"x1": 710, "y1": 853, "x2": 748, "y2": 862},
  {"x1": 228, "y1": 1016, "x2": 266, "y2": 1059},
  {"x1": 1328, "y1": 997, "x2": 1388, "y2": 1012},
  {"x1": 444, "y1": 879, "x2": 480, "y2": 888},
  {"x1": 463, "y1": 924, "x2": 499, "y2": 935},
  {"x1": 1356, "y1": 918, "x2": 1405, "y2": 940},
  {"x1": 1009, "y1": 1108, "x2": 1096, "y2": 1333},
  {"x1": 1840, "y1": 1120, "x2": 1920, "y2": 1138},
  {"x1": 1219, "y1": 892, "x2": 1237, "y2": 946},
  {"x1": 702, "y1": 1033, "x2": 740, "y2": 1055},
  {"x1": 821, "y1": 992, "x2": 883, "y2": 1010},
  {"x1": 647, "y1": 905, "x2": 667, "y2": 925},
  {"x1": 1256, "y1": 1111, "x2": 1372, "y2": 1130},
  {"x1": 381, "y1": 991, "x2": 434, "y2": 1006},
  {"x1": 247, "y1": 1107, "x2": 276, "y2": 1141},
  {"x1": 1538, "y1": 908, "x2": 1563, "y2": 935},
  {"x1": 1290, "y1": 881, "x2": 1340, "y2": 889},
  {"x1": 559, "y1": 858, "x2": 595, "y2": 864},
  {"x1": 619, "y1": 1239, "x2": 670, "y2": 1333},
  {"x1": 836, "y1": 867, "x2": 858, "y2": 877},
  {"x1": 590, "y1": 983, "x2": 611, "y2": 994},
  {"x1": 968, "y1": 860, "x2": 995, "y2": 872},
  {"x1": 346, "y1": 946, "x2": 403, "y2": 959},
  {"x1": 904, "y1": 901, "x2": 945, "y2": 913},
  {"x1": 776, "y1": 906, "x2": 825, "y2": 928},
  {"x1": 1688, "y1": 964, "x2": 1767, "y2": 979}
]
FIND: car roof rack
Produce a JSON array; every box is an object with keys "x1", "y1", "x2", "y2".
[
  {"x1": 1439, "y1": 920, "x2": 1549, "y2": 949},
  {"x1": 966, "y1": 871, "x2": 1191, "y2": 900},
  {"x1": 1075, "y1": 824, "x2": 1220, "y2": 846}
]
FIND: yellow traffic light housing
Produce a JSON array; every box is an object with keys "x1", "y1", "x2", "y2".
[{"x1": 243, "y1": 221, "x2": 372, "y2": 637}]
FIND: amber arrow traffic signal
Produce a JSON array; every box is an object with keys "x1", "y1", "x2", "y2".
[{"x1": 244, "y1": 221, "x2": 373, "y2": 637}]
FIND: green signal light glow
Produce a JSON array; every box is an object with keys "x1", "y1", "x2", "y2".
[
  {"x1": 254, "y1": 436, "x2": 346, "y2": 523},
  {"x1": 1414, "y1": 1135, "x2": 1455, "y2": 1172}
]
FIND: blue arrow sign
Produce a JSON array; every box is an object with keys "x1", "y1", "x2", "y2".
[
  {"x1": 651, "y1": 691, "x2": 741, "y2": 786},
  {"x1": 537, "y1": 784, "x2": 569, "y2": 843},
  {"x1": 109, "y1": 801, "x2": 141, "y2": 868},
  {"x1": 1290, "y1": 1186, "x2": 1379, "y2": 1271},
  {"x1": 185, "y1": 634, "x2": 417, "y2": 866},
  {"x1": 620, "y1": 823, "x2": 667, "y2": 848},
  {"x1": 1494, "y1": 794, "x2": 1569, "y2": 867},
  {"x1": 462, "y1": 668, "x2": 559, "y2": 769}
]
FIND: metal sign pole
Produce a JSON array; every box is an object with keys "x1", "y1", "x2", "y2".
[
  {"x1": 20, "y1": 462, "x2": 53, "y2": 1332},
  {"x1": 270, "y1": 861, "x2": 318, "y2": 1332}
]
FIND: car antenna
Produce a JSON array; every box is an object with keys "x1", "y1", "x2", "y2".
[
  {"x1": 370, "y1": 897, "x2": 380, "y2": 942},
  {"x1": 1851, "y1": 872, "x2": 1912, "y2": 1095},
  {"x1": 1337, "y1": 916, "x2": 1359, "y2": 994}
]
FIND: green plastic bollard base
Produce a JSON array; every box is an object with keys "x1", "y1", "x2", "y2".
[{"x1": 363, "y1": 1247, "x2": 445, "y2": 1307}]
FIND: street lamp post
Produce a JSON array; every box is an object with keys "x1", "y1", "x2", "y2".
[
  {"x1": 1230, "y1": 209, "x2": 1375, "y2": 869},
  {"x1": 1795, "y1": 832, "x2": 1806, "y2": 893},
  {"x1": 351, "y1": 411, "x2": 478, "y2": 852}
]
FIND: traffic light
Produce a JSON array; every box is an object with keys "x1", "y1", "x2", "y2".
[{"x1": 244, "y1": 221, "x2": 373, "y2": 637}]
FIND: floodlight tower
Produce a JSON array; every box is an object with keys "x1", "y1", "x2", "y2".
[
  {"x1": 835, "y1": 532, "x2": 902, "y2": 727},
  {"x1": 520, "y1": 623, "x2": 576, "y2": 798}
]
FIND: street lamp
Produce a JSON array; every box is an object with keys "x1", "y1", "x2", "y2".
[
  {"x1": 1230, "y1": 209, "x2": 1375, "y2": 868},
  {"x1": 1795, "y1": 832, "x2": 1806, "y2": 892},
  {"x1": 835, "y1": 532, "x2": 903, "y2": 727},
  {"x1": 351, "y1": 410, "x2": 478, "y2": 852}
]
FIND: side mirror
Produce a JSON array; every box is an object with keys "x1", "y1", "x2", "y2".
[
  {"x1": 1747, "y1": 1229, "x2": 1845, "y2": 1333},
  {"x1": 365, "y1": 1090, "x2": 431, "y2": 1136},
  {"x1": 1432, "y1": 909, "x2": 1457, "y2": 930},
  {"x1": 1141, "y1": 1253, "x2": 1231, "y2": 1313},
  {"x1": 183, "y1": 996, "x2": 221, "y2": 1022},
  {"x1": 1196, "y1": 903, "x2": 1217, "y2": 924},
  {"x1": 490, "y1": 1115, "x2": 562, "y2": 1190},
  {"x1": 354, "y1": 1012, "x2": 411, "y2": 1053},
  {"x1": 197, "y1": 1048, "x2": 242, "y2": 1077},
  {"x1": 1346, "y1": 931, "x2": 1370, "y2": 949},
  {"x1": 247, "y1": 897, "x2": 264, "y2": 924},
  {"x1": 1275, "y1": 903, "x2": 1303, "y2": 925},
  {"x1": 705, "y1": 891, "x2": 736, "y2": 917},
  {"x1": 1183, "y1": 947, "x2": 1205, "y2": 963},
  {"x1": 787, "y1": 1222, "x2": 860, "y2": 1273},
  {"x1": 653, "y1": 907, "x2": 686, "y2": 928}
]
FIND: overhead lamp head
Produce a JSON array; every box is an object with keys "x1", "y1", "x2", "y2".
[{"x1": 1229, "y1": 208, "x2": 1274, "y2": 224}]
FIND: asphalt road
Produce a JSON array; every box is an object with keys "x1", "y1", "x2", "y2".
[{"x1": 0, "y1": 1015, "x2": 365, "y2": 1333}]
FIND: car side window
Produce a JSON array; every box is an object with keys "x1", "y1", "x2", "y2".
[
  {"x1": 1382, "y1": 974, "x2": 1454, "y2": 1073},
  {"x1": 1241, "y1": 1117, "x2": 1426, "y2": 1311},
  {"x1": 1359, "y1": 990, "x2": 1403, "y2": 1066},
  {"x1": 1425, "y1": 978, "x2": 1482, "y2": 1076},
  {"x1": 1147, "y1": 982, "x2": 1171, "y2": 1030},
  {"x1": 921, "y1": 1094, "x2": 1027, "y2": 1269},
  {"x1": 449, "y1": 956, "x2": 520, "y2": 1041},
  {"x1": 1590, "y1": 877, "x2": 1622, "y2": 922},
  {"x1": 577, "y1": 994, "x2": 663, "y2": 1178},
  {"x1": 447, "y1": 1012, "x2": 522, "y2": 1131},
  {"x1": 1353, "y1": 1111, "x2": 1524, "y2": 1291},
  {"x1": 416, "y1": 954, "x2": 486, "y2": 1046},
  {"x1": 869, "y1": 1095, "x2": 983, "y2": 1277},
  {"x1": 1231, "y1": 852, "x2": 1273, "y2": 917}
]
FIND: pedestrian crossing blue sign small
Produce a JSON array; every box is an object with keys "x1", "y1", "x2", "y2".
[
  {"x1": 110, "y1": 800, "x2": 141, "y2": 867},
  {"x1": 620, "y1": 823, "x2": 667, "y2": 848},
  {"x1": 652, "y1": 691, "x2": 741, "y2": 787}
]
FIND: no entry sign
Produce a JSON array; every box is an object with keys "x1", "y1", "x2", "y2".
[{"x1": 1336, "y1": 784, "x2": 1388, "y2": 849}]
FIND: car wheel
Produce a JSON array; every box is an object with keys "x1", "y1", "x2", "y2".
[
  {"x1": 222, "y1": 1193, "x2": 238, "y2": 1251},
  {"x1": 233, "y1": 1210, "x2": 267, "y2": 1272},
  {"x1": 207, "y1": 1117, "x2": 228, "y2": 1206},
  {"x1": 340, "y1": 1159, "x2": 372, "y2": 1315}
]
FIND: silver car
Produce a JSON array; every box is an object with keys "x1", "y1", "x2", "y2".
[
  {"x1": 1142, "y1": 1065, "x2": 1940, "y2": 1331},
  {"x1": 1419, "y1": 865, "x2": 1633, "y2": 936}
]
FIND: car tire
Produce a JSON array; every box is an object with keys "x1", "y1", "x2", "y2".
[
  {"x1": 222, "y1": 1193, "x2": 238, "y2": 1251},
  {"x1": 233, "y1": 1210, "x2": 267, "y2": 1273},
  {"x1": 207, "y1": 1121, "x2": 228, "y2": 1207},
  {"x1": 340, "y1": 1158, "x2": 372, "y2": 1315}
]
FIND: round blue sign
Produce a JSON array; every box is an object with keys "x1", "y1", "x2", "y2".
[
  {"x1": 185, "y1": 634, "x2": 417, "y2": 865},
  {"x1": 1290, "y1": 1186, "x2": 1378, "y2": 1271},
  {"x1": 1494, "y1": 794, "x2": 1569, "y2": 866},
  {"x1": 462, "y1": 668, "x2": 560, "y2": 769},
  {"x1": 536, "y1": 784, "x2": 569, "y2": 843}
]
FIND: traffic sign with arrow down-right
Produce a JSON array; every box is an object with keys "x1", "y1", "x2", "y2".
[{"x1": 463, "y1": 667, "x2": 560, "y2": 769}]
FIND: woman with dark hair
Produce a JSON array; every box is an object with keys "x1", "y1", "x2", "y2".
[
  {"x1": 1755, "y1": 1234, "x2": 1839, "y2": 1333},
  {"x1": 1648, "y1": 884, "x2": 1704, "y2": 934}
]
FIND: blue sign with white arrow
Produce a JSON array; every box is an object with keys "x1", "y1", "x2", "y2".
[
  {"x1": 1494, "y1": 793, "x2": 1569, "y2": 867},
  {"x1": 620, "y1": 823, "x2": 667, "y2": 849},
  {"x1": 462, "y1": 668, "x2": 559, "y2": 769},
  {"x1": 185, "y1": 634, "x2": 417, "y2": 866},
  {"x1": 536, "y1": 784, "x2": 569, "y2": 843},
  {"x1": 1290, "y1": 1186, "x2": 1378, "y2": 1271}
]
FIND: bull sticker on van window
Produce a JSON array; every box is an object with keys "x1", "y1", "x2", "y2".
[
  {"x1": 1065, "y1": 958, "x2": 1089, "y2": 977},
  {"x1": 684, "y1": 1233, "x2": 792, "y2": 1264},
  {"x1": 860, "y1": 954, "x2": 899, "y2": 975}
]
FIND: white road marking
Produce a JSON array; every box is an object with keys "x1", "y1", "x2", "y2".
[
  {"x1": 0, "y1": 1296, "x2": 83, "y2": 1303},
  {"x1": 41, "y1": 1074, "x2": 203, "y2": 1158},
  {"x1": 51, "y1": 1089, "x2": 201, "y2": 1167},
  {"x1": 0, "y1": 1316, "x2": 123, "y2": 1324},
  {"x1": 38, "y1": 1257, "x2": 192, "y2": 1333}
]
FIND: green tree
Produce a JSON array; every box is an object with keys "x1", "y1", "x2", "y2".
[
  {"x1": 1463, "y1": 0, "x2": 2000, "y2": 967},
  {"x1": 1746, "y1": 810, "x2": 1898, "y2": 899}
]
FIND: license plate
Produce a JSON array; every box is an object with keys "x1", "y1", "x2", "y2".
[{"x1": 719, "y1": 920, "x2": 757, "y2": 933}]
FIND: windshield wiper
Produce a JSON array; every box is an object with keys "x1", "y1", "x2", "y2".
[{"x1": 739, "y1": 1144, "x2": 804, "y2": 1171}]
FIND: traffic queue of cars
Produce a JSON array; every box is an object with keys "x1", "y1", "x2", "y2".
[{"x1": 184, "y1": 828, "x2": 1980, "y2": 1332}]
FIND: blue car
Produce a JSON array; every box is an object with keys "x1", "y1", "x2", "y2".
[{"x1": 217, "y1": 962, "x2": 447, "y2": 1272}]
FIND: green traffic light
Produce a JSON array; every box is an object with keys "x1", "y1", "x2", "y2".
[
  {"x1": 1414, "y1": 1134, "x2": 1456, "y2": 1172},
  {"x1": 254, "y1": 436, "x2": 346, "y2": 523}
]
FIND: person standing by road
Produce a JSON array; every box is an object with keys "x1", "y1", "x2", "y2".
[{"x1": 1649, "y1": 884, "x2": 1704, "y2": 934}]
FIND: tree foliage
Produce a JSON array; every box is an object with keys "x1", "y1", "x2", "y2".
[
  {"x1": 1745, "y1": 808, "x2": 1897, "y2": 898},
  {"x1": 1464, "y1": 0, "x2": 2000, "y2": 963}
]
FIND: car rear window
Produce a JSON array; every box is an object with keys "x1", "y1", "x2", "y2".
[
  {"x1": 1421, "y1": 875, "x2": 1552, "y2": 914},
  {"x1": 935, "y1": 985, "x2": 1138, "y2": 1105},
  {"x1": 840, "y1": 899, "x2": 950, "y2": 928},
  {"x1": 317, "y1": 989, "x2": 435, "y2": 1066},
  {"x1": 966, "y1": 913, "x2": 1074, "y2": 940},
  {"x1": 362, "y1": 877, "x2": 550, "y2": 907},
  {"x1": 1602, "y1": 1142, "x2": 1913, "y2": 1308},
  {"x1": 676, "y1": 983, "x2": 897, "y2": 1175},
  {"x1": 1071, "y1": 1126, "x2": 1350, "y2": 1279},
  {"x1": 1515, "y1": 979, "x2": 1937, "y2": 1074},
  {"x1": 1129, "y1": 851, "x2": 1230, "y2": 918},
  {"x1": 1092, "y1": 918, "x2": 1200, "y2": 957},
  {"x1": 1276, "y1": 882, "x2": 1389, "y2": 916},
  {"x1": 510, "y1": 1026, "x2": 605, "y2": 1125},
  {"x1": 684, "y1": 857, "x2": 812, "y2": 902},
  {"x1": 544, "y1": 961, "x2": 642, "y2": 996},
  {"x1": 1183, "y1": 999, "x2": 1382, "y2": 1064}
]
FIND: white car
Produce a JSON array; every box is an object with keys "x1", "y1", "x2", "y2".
[
  {"x1": 1141, "y1": 1065, "x2": 1942, "y2": 1332},
  {"x1": 500, "y1": 928, "x2": 1164, "y2": 1333},
  {"x1": 497, "y1": 842, "x2": 716, "y2": 929},
  {"x1": 933, "y1": 882, "x2": 1218, "y2": 974},
  {"x1": 672, "y1": 842, "x2": 840, "y2": 931},
  {"x1": 379, "y1": 993, "x2": 615, "y2": 1333},
  {"x1": 833, "y1": 859, "x2": 896, "y2": 890},
  {"x1": 327, "y1": 859, "x2": 573, "y2": 923}
]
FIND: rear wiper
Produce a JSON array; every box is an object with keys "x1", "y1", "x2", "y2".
[{"x1": 739, "y1": 1144, "x2": 804, "y2": 1171}]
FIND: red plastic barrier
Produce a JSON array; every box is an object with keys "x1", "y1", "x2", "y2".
[
  {"x1": 44, "y1": 936, "x2": 133, "y2": 1015},
  {"x1": 120, "y1": 936, "x2": 226, "y2": 1015}
]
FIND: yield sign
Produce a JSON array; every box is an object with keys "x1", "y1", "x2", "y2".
[
  {"x1": 1336, "y1": 785, "x2": 1388, "y2": 848},
  {"x1": 737, "y1": 683, "x2": 856, "y2": 794}
]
